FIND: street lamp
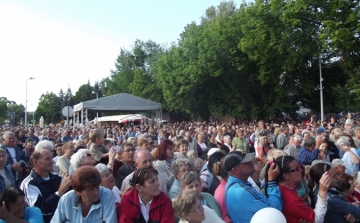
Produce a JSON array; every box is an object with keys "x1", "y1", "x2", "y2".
[
  {"x1": 92, "y1": 91, "x2": 98, "y2": 120},
  {"x1": 25, "y1": 77, "x2": 35, "y2": 126},
  {"x1": 312, "y1": 36, "x2": 324, "y2": 123}
]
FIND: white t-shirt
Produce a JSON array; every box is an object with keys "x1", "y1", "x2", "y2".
[
  {"x1": 112, "y1": 186, "x2": 121, "y2": 203},
  {"x1": 342, "y1": 147, "x2": 360, "y2": 174},
  {"x1": 7, "y1": 147, "x2": 17, "y2": 162}
]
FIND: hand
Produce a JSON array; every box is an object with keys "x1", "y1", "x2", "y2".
[
  {"x1": 315, "y1": 137, "x2": 323, "y2": 148},
  {"x1": 318, "y1": 171, "x2": 330, "y2": 199},
  {"x1": 57, "y1": 176, "x2": 71, "y2": 196},
  {"x1": 0, "y1": 201, "x2": 11, "y2": 220},
  {"x1": 108, "y1": 147, "x2": 117, "y2": 162},
  {"x1": 11, "y1": 163, "x2": 23, "y2": 172},
  {"x1": 267, "y1": 162, "x2": 280, "y2": 181},
  {"x1": 345, "y1": 213, "x2": 356, "y2": 223}
]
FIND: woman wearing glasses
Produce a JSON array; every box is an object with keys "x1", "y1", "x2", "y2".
[
  {"x1": 265, "y1": 156, "x2": 331, "y2": 223},
  {"x1": 119, "y1": 166, "x2": 175, "y2": 223}
]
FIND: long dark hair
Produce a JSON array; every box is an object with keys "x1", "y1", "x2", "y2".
[{"x1": 264, "y1": 155, "x2": 295, "y2": 197}]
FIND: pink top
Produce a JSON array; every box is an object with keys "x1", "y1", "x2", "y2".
[{"x1": 214, "y1": 179, "x2": 232, "y2": 223}]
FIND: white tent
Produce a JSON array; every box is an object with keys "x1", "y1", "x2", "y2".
[{"x1": 73, "y1": 93, "x2": 161, "y2": 126}]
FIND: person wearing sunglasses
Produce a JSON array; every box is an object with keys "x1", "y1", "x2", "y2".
[
  {"x1": 119, "y1": 166, "x2": 175, "y2": 222},
  {"x1": 268, "y1": 156, "x2": 330, "y2": 223}
]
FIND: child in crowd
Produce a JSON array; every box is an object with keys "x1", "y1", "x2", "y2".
[{"x1": 89, "y1": 129, "x2": 109, "y2": 165}]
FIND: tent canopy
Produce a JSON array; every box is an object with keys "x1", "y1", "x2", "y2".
[{"x1": 74, "y1": 93, "x2": 161, "y2": 112}]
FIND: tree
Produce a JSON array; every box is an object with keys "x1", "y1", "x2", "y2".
[
  {"x1": 7, "y1": 104, "x2": 24, "y2": 125},
  {"x1": 74, "y1": 80, "x2": 95, "y2": 104}
]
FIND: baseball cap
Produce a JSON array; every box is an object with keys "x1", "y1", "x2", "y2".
[
  {"x1": 224, "y1": 151, "x2": 255, "y2": 171},
  {"x1": 331, "y1": 159, "x2": 346, "y2": 167},
  {"x1": 317, "y1": 127, "x2": 329, "y2": 134}
]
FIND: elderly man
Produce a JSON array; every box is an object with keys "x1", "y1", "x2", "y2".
[
  {"x1": 120, "y1": 149, "x2": 167, "y2": 194},
  {"x1": 34, "y1": 140, "x2": 59, "y2": 174},
  {"x1": 297, "y1": 137, "x2": 322, "y2": 165},
  {"x1": 20, "y1": 149, "x2": 71, "y2": 223},
  {"x1": 114, "y1": 143, "x2": 136, "y2": 188},
  {"x1": 1, "y1": 131, "x2": 26, "y2": 186},
  {"x1": 285, "y1": 135, "x2": 302, "y2": 159},
  {"x1": 225, "y1": 151, "x2": 282, "y2": 223}
]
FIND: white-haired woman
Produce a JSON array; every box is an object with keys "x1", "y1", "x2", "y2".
[
  {"x1": 169, "y1": 158, "x2": 194, "y2": 199},
  {"x1": 338, "y1": 136, "x2": 360, "y2": 174},
  {"x1": 69, "y1": 149, "x2": 96, "y2": 175},
  {"x1": 95, "y1": 163, "x2": 121, "y2": 203},
  {"x1": 223, "y1": 135, "x2": 234, "y2": 152}
]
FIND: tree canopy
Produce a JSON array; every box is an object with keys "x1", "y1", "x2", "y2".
[{"x1": 5, "y1": 0, "x2": 360, "y2": 125}]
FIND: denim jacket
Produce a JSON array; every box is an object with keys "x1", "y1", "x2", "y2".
[
  {"x1": 50, "y1": 186, "x2": 117, "y2": 223},
  {"x1": 0, "y1": 166, "x2": 15, "y2": 194},
  {"x1": 314, "y1": 186, "x2": 360, "y2": 223}
]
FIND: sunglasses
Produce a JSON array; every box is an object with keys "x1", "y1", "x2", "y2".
[{"x1": 287, "y1": 163, "x2": 301, "y2": 173}]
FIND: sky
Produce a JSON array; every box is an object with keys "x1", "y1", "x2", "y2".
[{"x1": 0, "y1": 0, "x2": 243, "y2": 112}]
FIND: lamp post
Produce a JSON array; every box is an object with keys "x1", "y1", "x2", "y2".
[
  {"x1": 25, "y1": 77, "x2": 35, "y2": 126},
  {"x1": 92, "y1": 91, "x2": 98, "y2": 120},
  {"x1": 312, "y1": 37, "x2": 324, "y2": 123}
]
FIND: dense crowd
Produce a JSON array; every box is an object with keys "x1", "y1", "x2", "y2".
[{"x1": 0, "y1": 112, "x2": 360, "y2": 222}]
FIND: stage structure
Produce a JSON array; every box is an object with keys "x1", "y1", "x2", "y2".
[{"x1": 73, "y1": 93, "x2": 162, "y2": 126}]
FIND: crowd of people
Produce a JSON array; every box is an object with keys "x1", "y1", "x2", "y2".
[{"x1": 0, "y1": 112, "x2": 360, "y2": 222}]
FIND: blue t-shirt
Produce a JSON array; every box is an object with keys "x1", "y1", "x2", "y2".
[{"x1": 0, "y1": 206, "x2": 44, "y2": 223}]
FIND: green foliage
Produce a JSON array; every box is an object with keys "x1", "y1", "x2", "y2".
[{"x1": 7, "y1": 104, "x2": 24, "y2": 125}]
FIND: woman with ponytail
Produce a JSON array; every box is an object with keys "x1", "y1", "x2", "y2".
[{"x1": 265, "y1": 156, "x2": 330, "y2": 223}]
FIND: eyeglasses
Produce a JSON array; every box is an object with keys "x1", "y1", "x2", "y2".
[
  {"x1": 102, "y1": 172, "x2": 112, "y2": 178},
  {"x1": 287, "y1": 163, "x2": 301, "y2": 173},
  {"x1": 124, "y1": 149, "x2": 136, "y2": 153},
  {"x1": 83, "y1": 153, "x2": 92, "y2": 157}
]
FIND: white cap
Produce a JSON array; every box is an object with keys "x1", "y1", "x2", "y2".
[{"x1": 207, "y1": 148, "x2": 220, "y2": 157}]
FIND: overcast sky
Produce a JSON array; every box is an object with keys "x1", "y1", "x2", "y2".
[{"x1": 0, "y1": 0, "x2": 243, "y2": 112}]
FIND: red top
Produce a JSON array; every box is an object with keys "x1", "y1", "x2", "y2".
[
  {"x1": 279, "y1": 184, "x2": 315, "y2": 223},
  {"x1": 119, "y1": 188, "x2": 175, "y2": 223},
  {"x1": 347, "y1": 191, "x2": 360, "y2": 203}
]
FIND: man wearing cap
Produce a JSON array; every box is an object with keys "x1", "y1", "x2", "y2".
[
  {"x1": 332, "y1": 158, "x2": 346, "y2": 179},
  {"x1": 225, "y1": 151, "x2": 282, "y2": 223}
]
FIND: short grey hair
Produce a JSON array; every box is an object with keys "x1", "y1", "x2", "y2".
[
  {"x1": 223, "y1": 135, "x2": 231, "y2": 141},
  {"x1": 35, "y1": 140, "x2": 54, "y2": 151},
  {"x1": 294, "y1": 135, "x2": 302, "y2": 142},
  {"x1": 95, "y1": 163, "x2": 109, "y2": 175},
  {"x1": 171, "y1": 158, "x2": 194, "y2": 176},
  {"x1": 337, "y1": 136, "x2": 351, "y2": 147},
  {"x1": 2, "y1": 131, "x2": 14, "y2": 139},
  {"x1": 70, "y1": 149, "x2": 91, "y2": 171},
  {"x1": 180, "y1": 171, "x2": 201, "y2": 188}
]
